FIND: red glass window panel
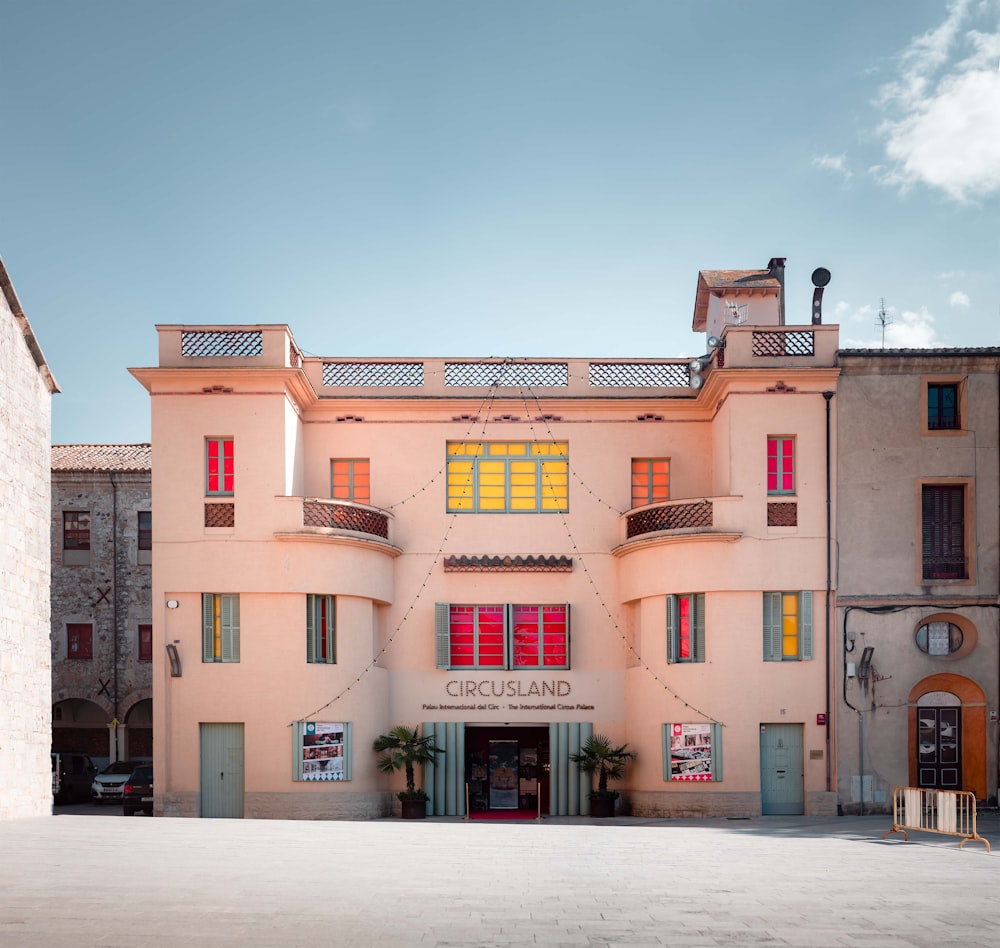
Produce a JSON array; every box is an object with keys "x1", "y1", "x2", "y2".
[
  {"x1": 67, "y1": 623, "x2": 93, "y2": 660},
  {"x1": 513, "y1": 605, "x2": 567, "y2": 668},
  {"x1": 449, "y1": 606, "x2": 476, "y2": 666},
  {"x1": 631, "y1": 459, "x2": 669, "y2": 508},
  {"x1": 477, "y1": 606, "x2": 505, "y2": 666},
  {"x1": 207, "y1": 439, "x2": 235, "y2": 494},
  {"x1": 138, "y1": 624, "x2": 152, "y2": 662},
  {"x1": 63, "y1": 511, "x2": 91, "y2": 550},
  {"x1": 319, "y1": 597, "x2": 329, "y2": 661},
  {"x1": 678, "y1": 597, "x2": 691, "y2": 660},
  {"x1": 767, "y1": 437, "x2": 794, "y2": 495}
]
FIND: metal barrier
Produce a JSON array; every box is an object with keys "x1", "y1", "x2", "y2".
[{"x1": 883, "y1": 787, "x2": 990, "y2": 852}]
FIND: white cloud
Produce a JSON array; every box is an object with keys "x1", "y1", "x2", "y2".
[
  {"x1": 949, "y1": 290, "x2": 971, "y2": 307},
  {"x1": 873, "y1": 0, "x2": 1000, "y2": 202},
  {"x1": 936, "y1": 270, "x2": 967, "y2": 281},
  {"x1": 812, "y1": 154, "x2": 852, "y2": 181},
  {"x1": 841, "y1": 305, "x2": 943, "y2": 348}
]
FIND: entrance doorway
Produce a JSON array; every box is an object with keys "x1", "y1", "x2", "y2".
[
  {"x1": 917, "y1": 705, "x2": 961, "y2": 790},
  {"x1": 199, "y1": 723, "x2": 244, "y2": 818},
  {"x1": 759, "y1": 723, "x2": 804, "y2": 815},
  {"x1": 465, "y1": 726, "x2": 549, "y2": 815}
]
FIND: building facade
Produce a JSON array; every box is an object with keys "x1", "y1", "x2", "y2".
[
  {"x1": 132, "y1": 260, "x2": 840, "y2": 820},
  {"x1": 50, "y1": 444, "x2": 153, "y2": 771},
  {"x1": 0, "y1": 257, "x2": 59, "y2": 820},
  {"x1": 836, "y1": 350, "x2": 1000, "y2": 813}
]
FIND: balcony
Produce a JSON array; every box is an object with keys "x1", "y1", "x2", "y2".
[
  {"x1": 615, "y1": 496, "x2": 743, "y2": 554},
  {"x1": 273, "y1": 497, "x2": 400, "y2": 555}
]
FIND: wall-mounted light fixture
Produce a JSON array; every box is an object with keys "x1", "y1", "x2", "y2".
[
  {"x1": 166, "y1": 599, "x2": 180, "y2": 609},
  {"x1": 858, "y1": 646, "x2": 875, "y2": 681},
  {"x1": 166, "y1": 643, "x2": 182, "y2": 677}
]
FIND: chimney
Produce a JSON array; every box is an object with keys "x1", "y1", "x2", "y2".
[{"x1": 767, "y1": 257, "x2": 786, "y2": 326}]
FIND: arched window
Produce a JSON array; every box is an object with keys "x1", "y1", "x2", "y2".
[{"x1": 915, "y1": 621, "x2": 963, "y2": 656}]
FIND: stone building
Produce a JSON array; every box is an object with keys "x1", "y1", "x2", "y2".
[
  {"x1": 131, "y1": 258, "x2": 841, "y2": 820},
  {"x1": 50, "y1": 444, "x2": 153, "y2": 768},
  {"x1": 836, "y1": 348, "x2": 1000, "y2": 813},
  {"x1": 0, "y1": 257, "x2": 59, "y2": 820}
]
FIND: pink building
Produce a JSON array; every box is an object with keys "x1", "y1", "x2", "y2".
[{"x1": 131, "y1": 260, "x2": 840, "y2": 819}]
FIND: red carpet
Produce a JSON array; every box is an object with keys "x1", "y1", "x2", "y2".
[{"x1": 469, "y1": 808, "x2": 540, "y2": 820}]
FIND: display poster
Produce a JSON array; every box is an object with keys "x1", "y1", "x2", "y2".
[
  {"x1": 489, "y1": 740, "x2": 519, "y2": 808},
  {"x1": 301, "y1": 722, "x2": 346, "y2": 781},
  {"x1": 669, "y1": 723, "x2": 713, "y2": 781}
]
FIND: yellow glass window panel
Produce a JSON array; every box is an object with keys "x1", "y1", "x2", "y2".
[
  {"x1": 213, "y1": 595, "x2": 222, "y2": 660},
  {"x1": 782, "y1": 594, "x2": 799, "y2": 657},
  {"x1": 531, "y1": 442, "x2": 568, "y2": 456},
  {"x1": 448, "y1": 443, "x2": 484, "y2": 456},
  {"x1": 447, "y1": 461, "x2": 475, "y2": 510}
]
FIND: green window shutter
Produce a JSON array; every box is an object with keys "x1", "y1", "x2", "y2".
[
  {"x1": 435, "y1": 603, "x2": 451, "y2": 669},
  {"x1": 292, "y1": 722, "x2": 304, "y2": 779},
  {"x1": 762, "y1": 592, "x2": 782, "y2": 662},
  {"x1": 799, "y1": 591, "x2": 813, "y2": 661},
  {"x1": 202, "y1": 594, "x2": 215, "y2": 663},
  {"x1": 343, "y1": 722, "x2": 353, "y2": 781},
  {"x1": 710, "y1": 723, "x2": 723, "y2": 781},
  {"x1": 693, "y1": 594, "x2": 706, "y2": 663},
  {"x1": 666, "y1": 596, "x2": 678, "y2": 664},
  {"x1": 327, "y1": 596, "x2": 336, "y2": 664},
  {"x1": 503, "y1": 604, "x2": 513, "y2": 669},
  {"x1": 306, "y1": 596, "x2": 315, "y2": 664},
  {"x1": 662, "y1": 723, "x2": 672, "y2": 781},
  {"x1": 221, "y1": 594, "x2": 240, "y2": 662}
]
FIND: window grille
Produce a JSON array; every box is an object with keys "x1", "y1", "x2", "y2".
[
  {"x1": 589, "y1": 362, "x2": 689, "y2": 387},
  {"x1": 182, "y1": 330, "x2": 263, "y2": 357},
  {"x1": 322, "y1": 361, "x2": 424, "y2": 387},
  {"x1": 445, "y1": 361, "x2": 569, "y2": 387}
]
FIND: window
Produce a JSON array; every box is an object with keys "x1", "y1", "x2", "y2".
[
  {"x1": 927, "y1": 382, "x2": 959, "y2": 431},
  {"x1": 915, "y1": 621, "x2": 963, "y2": 656},
  {"x1": 137, "y1": 512, "x2": 152, "y2": 551},
  {"x1": 67, "y1": 624, "x2": 93, "y2": 660},
  {"x1": 767, "y1": 437, "x2": 795, "y2": 495},
  {"x1": 306, "y1": 594, "x2": 336, "y2": 664},
  {"x1": 292, "y1": 721, "x2": 352, "y2": 781},
  {"x1": 763, "y1": 591, "x2": 812, "y2": 661},
  {"x1": 922, "y1": 485, "x2": 967, "y2": 581},
  {"x1": 631, "y1": 458, "x2": 670, "y2": 507},
  {"x1": 138, "y1": 624, "x2": 152, "y2": 662},
  {"x1": 446, "y1": 442, "x2": 568, "y2": 512},
  {"x1": 435, "y1": 603, "x2": 569, "y2": 669},
  {"x1": 666, "y1": 594, "x2": 705, "y2": 663},
  {"x1": 663, "y1": 723, "x2": 723, "y2": 781},
  {"x1": 331, "y1": 459, "x2": 370, "y2": 504},
  {"x1": 63, "y1": 511, "x2": 90, "y2": 550},
  {"x1": 202, "y1": 593, "x2": 240, "y2": 662},
  {"x1": 206, "y1": 438, "x2": 234, "y2": 495}
]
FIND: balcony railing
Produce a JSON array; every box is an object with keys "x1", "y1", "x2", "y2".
[
  {"x1": 922, "y1": 555, "x2": 968, "y2": 581},
  {"x1": 626, "y1": 500, "x2": 714, "y2": 539},
  {"x1": 302, "y1": 499, "x2": 390, "y2": 540}
]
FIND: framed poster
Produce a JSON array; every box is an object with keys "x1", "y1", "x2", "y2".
[
  {"x1": 294, "y1": 721, "x2": 352, "y2": 781},
  {"x1": 667, "y1": 723, "x2": 718, "y2": 782}
]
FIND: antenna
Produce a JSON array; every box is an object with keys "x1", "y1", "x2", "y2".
[{"x1": 875, "y1": 298, "x2": 892, "y2": 348}]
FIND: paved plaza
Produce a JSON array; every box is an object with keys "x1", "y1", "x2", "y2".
[{"x1": 0, "y1": 810, "x2": 998, "y2": 947}]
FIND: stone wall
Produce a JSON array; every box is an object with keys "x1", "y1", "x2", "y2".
[
  {"x1": 0, "y1": 284, "x2": 53, "y2": 820},
  {"x1": 51, "y1": 470, "x2": 152, "y2": 764}
]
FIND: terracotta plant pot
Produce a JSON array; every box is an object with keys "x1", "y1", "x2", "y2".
[
  {"x1": 400, "y1": 798, "x2": 427, "y2": 819},
  {"x1": 590, "y1": 796, "x2": 616, "y2": 818}
]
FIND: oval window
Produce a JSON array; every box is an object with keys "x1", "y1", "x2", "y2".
[{"x1": 915, "y1": 621, "x2": 964, "y2": 656}]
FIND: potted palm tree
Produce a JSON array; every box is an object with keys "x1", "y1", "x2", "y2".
[
  {"x1": 372, "y1": 725, "x2": 444, "y2": 819},
  {"x1": 570, "y1": 733, "x2": 635, "y2": 818}
]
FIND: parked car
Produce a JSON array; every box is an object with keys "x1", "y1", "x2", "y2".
[
  {"x1": 122, "y1": 764, "x2": 154, "y2": 816},
  {"x1": 52, "y1": 752, "x2": 97, "y2": 804},
  {"x1": 92, "y1": 759, "x2": 150, "y2": 802}
]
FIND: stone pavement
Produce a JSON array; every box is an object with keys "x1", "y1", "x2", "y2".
[{"x1": 0, "y1": 811, "x2": 998, "y2": 947}]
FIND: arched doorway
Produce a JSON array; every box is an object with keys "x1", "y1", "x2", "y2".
[
  {"x1": 908, "y1": 674, "x2": 986, "y2": 799},
  {"x1": 124, "y1": 698, "x2": 153, "y2": 758},
  {"x1": 52, "y1": 698, "x2": 110, "y2": 762}
]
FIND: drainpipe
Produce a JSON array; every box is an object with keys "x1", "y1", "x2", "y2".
[
  {"x1": 110, "y1": 473, "x2": 120, "y2": 753},
  {"x1": 768, "y1": 257, "x2": 786, "y2": 325},
  {"x1": 823, "y1": 391, "x2": 834, "y2": 794}
]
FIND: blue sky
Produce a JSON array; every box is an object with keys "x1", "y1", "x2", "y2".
[{"x1": 2, "y1": 0, "x2": 998, "y2": 445}]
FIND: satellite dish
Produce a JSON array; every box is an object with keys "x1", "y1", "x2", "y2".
[
  {"x1": 706, "y1": 335, "x2": 720, "y2": 349},
  {"x1": 811, "y1": 267, "x2": 831, "y2": 288}
]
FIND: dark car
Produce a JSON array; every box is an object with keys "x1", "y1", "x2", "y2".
[
  {"x1": 92, "y1": 758, "x2": 150, "y2": 802},
  {"x1": 122, "y1": 764, "x2": 153, "y2": 816},
  {"x1": 52, "y1": 752, "x2": 97, "y2": 804}
]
